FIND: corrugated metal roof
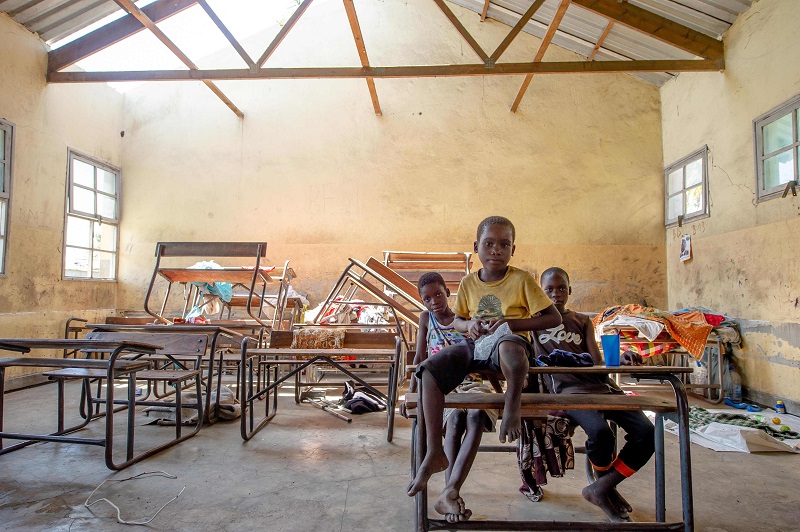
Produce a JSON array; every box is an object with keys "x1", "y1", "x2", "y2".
[
  {"x1": 451, "y1": 0, "x2": 751, "y2": 85},
  {"x1": 1, "y1": 0, "x2": 752, "y2": 85},
  {"x1": 0, "y1": 0, "x2": 121, "y2": 43}
]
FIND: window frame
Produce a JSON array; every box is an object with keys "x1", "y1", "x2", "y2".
[
  {"x1": 753, "y1": 93, "x2": 800, "y2": 203},
  {"x1": 62, "y1": 149, "x2": 121, "y2": 281},
  {"x1": 0, "y1": 118, "x2": 14, "y2": 278},
  {"x1": 664, "y1": 145, "x2": 710, "y2": 228}
]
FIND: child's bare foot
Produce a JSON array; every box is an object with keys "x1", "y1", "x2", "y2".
[
  {"x1": 499, "y1": 402, "x2": 522, "y2": 442},
  {"x1": 407, "y1": 450, "x2": 449, "y2": 496},
  {"x1": 434, "y1": 487, "x2": 464, "y2": 518},
  {"x1": 610, "y1": 488, "x2": 632, "y2": 518},
  {"x1": 445, "y1": 508, "x2": 473, "y2": 524},
  {"x1": 582, "y1": 484, "x2": 628, "y2": 522}
]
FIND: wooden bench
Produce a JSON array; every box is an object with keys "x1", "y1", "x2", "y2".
[
  {"x1": 406, "y1": 365, "x2": 695, "y2": 531},
  {"x1": 383, "y1": 251, "x2": 472, "y2": 294},
  {"x1": 239, "y1": 329, "x2": 402, "y2": 442}
]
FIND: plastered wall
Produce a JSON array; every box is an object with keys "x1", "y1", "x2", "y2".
[
  {"x1": 118, "y1": 0, "x2": 666, "y2": 317},
  {"x1": 0, "y1": 13, "x2": 124, "y2": 380},
  {"x1": 660, "y1": 0, "x2": 800, "y2": 406}
]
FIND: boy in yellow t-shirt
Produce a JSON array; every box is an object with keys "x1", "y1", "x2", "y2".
[{"x1": 407, "y1": 216, "x2": 562, "y2": 513}]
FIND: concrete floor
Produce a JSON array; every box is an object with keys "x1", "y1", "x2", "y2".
[{"x1": 1, "y1": 380, "x2": 799, "y2": 531}]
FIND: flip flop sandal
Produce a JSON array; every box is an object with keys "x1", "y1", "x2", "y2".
[
  {"x1": 746, "y1": 404, "x2": 763, "y2": 412},
  {"x1": 724, "y1": 398, "x2": 747, "y2": 409}
]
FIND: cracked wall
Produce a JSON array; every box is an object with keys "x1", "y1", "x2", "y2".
[
  {"x1": 0, "y1": 13, "x2": 125, "y2": 381},
  {"x1": 660, "y1": 0, "x2": 800, "y2": 405}
]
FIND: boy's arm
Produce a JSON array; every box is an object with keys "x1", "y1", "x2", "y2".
[
  {"x1": 455, "y1": 315, "x2": 488, "y2": 338},
  {"x1": 487, "y1": 304, "x2": 562, "y2": 333},
  {"x1": 582, "y1": 317, "x2": 605, "y2": 366},
  {"x1": 414, "y1": 310, "x2": 431, "y2": 365},
  {"x1": 408, "y1": 311, "x2": 431, "y2": 394}
]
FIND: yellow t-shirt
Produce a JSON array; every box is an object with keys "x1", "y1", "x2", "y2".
[{"x1": 454, "y1": 266, "x2": 552, "y2": 340}]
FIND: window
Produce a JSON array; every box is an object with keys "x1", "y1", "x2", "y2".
[
  {"x1": 0, "y1": 118, "x2": 13, "y2": 276},
  {"x1": 754, "y1": 94, "x2": 800, "y2": 202},
  {"x1": 64, "y1": 151, "x2": 120, "y2": 280},
  {"x1": 664, "y1": 146, "x2": 709, "y2": 227}
]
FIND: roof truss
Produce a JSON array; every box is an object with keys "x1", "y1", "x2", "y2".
[{"x1": 44, "y1": 0, "x2": 726, "y2": 117}]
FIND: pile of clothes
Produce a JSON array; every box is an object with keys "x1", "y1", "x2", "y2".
[{"x1": 340, "y1": 380, "x2": 386, "y2": 414}]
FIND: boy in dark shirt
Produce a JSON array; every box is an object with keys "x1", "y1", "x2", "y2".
[{"x1": 532, "y1": 267, "x2": 652, "y2": 522}]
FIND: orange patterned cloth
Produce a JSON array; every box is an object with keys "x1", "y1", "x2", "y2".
[{"x1": 593, "y1": 304, "x2": 712, "y2": 359}]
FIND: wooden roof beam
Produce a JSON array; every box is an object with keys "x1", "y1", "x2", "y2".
[
  {"x1": 256, "y1": 0, "x2": 314, "y2": 68},
  {"x1": 197, "y1": 0, "x2": 254, "y2": 69},
  {"x1": 433, "y1": 0, "x2": 487, "y2": 63},
  {"x1": 342, "y1": 0, "x2": 381, "y2": 116},
  {"x1": 588, "y1": 20, "x2": 613, "y2": 60},
  {"x1": 571, "y1": 0, "x2": 724, "y2": 60},
  {"x1": 510, "y1": 0, "x2": 570, "y2": 112},
  {"x1": 488, "y1": 0, "x2": 546, "y2": 64},
  {"x1": 48, "y1": 0, "x2": 197, "y2": 73},
  {"x1": 47, "y1": 59, "x2": 724, "y2": 83},
  {"x1": 112, "y1": 0, "x2": 243, "y2": 118}
]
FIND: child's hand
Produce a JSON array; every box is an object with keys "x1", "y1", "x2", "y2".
[
  {"x1": 468, "y1": 320, "x2": 489, "y2": 338},
  {"x1": 486, "y1": 319, "x2": 508, "y2": 334}
]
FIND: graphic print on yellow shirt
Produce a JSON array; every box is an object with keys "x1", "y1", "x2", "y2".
[{"x1": 455, "y1": 266, "x2": 552, "y2": 340}]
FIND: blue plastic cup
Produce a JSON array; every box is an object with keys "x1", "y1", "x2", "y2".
[{"x1": 601, "y1": 334, "x2": 621, "y2": 366}]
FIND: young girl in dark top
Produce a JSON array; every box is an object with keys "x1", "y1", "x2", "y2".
[{"x1": 532, "y1": 267, "x2": 651, "y2": 523}]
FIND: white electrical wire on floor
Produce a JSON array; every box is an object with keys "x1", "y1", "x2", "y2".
[{"x1": 84, "y1": 471, "x2": 186, "y2": 525}]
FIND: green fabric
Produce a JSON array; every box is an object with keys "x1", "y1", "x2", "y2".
[{"x1": 688, "y1": 406, "x2": 799, "y2": 441}]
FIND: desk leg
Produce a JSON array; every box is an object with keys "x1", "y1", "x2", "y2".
[
  {"x1": 57, "y1": 379, "x2": 65, "y2": 433},
  {"x1": 655, "y1": 413, "x2": 665, "y2": 522},
  {"x1": 205, "y1": 333, "x2": 219, "y2": 424},
  {"x1": 0, "y1": 367, "x2": 5, "y2": 449},
  {"x1": 127, "y1": 373, "x2": 136, "y2": 461},
  {"x1": 666, "y1": 375, "x2": 694, "y2": 532},
  {"x1": 414, "y1": 382, "x2": 428, "y2": 532}
]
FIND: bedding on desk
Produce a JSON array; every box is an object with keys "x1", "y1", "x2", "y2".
[{"x1": 594, "y1": 304, "x2": 714, "y2": 359}]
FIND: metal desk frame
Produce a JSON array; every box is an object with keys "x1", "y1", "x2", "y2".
[{"x1": 410, "y1": 366, "x2": 694, "y2": 531}]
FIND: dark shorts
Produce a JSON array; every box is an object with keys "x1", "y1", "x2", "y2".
[{"x1": 416, "y1": 334, "x2": 534, "y2": 395}]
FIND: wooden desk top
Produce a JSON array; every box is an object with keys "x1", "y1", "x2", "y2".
[
  {"x1": 0, "y1": 338, "x2": 162, "y2": 354},
  {"x1": 157, "y1": 267, "x2": 274, "y2": 284},
  {"x1": 0, "y1": 356, "x2": 150, "y2": 371},
  {"x1": 406, "y1": 364, "x2": 692, "y2": 375},
  {"x1": 85, "y1": 323, "x2": 248, "y2": 339},
  {"x1": 404, "y1": 392, "x2": 678, "y2": 413}
]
